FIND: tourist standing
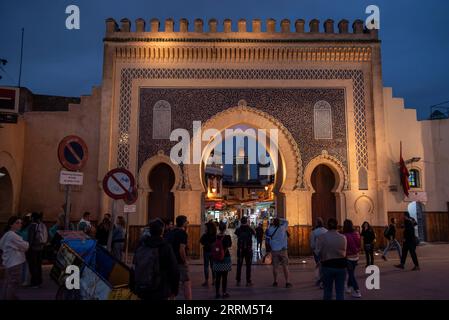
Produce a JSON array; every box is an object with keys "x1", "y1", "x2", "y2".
[
  {"x1": 96, "y1": 214, "x2": 112, "y2": 247},
  {"x1": 132, "y1": 218, "x2": 179, "y2": 300},
  {"x1": 343, "y1": 219, "x2": 362, "y2": 298},
  {"x1": 212, "y1": 222, "x2": 232, "y2": 299},
  {"x1": 27, "y1": 212, "x2": 47, "y2": 288},
  {"x1": 200, "y1": 221, "x2": 217, "y2": 287},
  {"x1": 310, "y1": 217, "x2": 328, "y2": 287},
  {"x1": 361, "y1": 221, "x2": 376, "y2": 267},
  {"x1": 266, "y1": 217, "x2": 292, "y2": 288},
  {"x1": 112, "y1": 216, "x2": 126, "y2": 261},
  {"x1": 78, "y1": 211, "x2": 93, "y2": 235},
  {"x1": 395, "y1": 212, "x2": 420, "y2": 271},
  {"x1": 0, "y1": 216, "x2": 29, "y2": 300},
  {"x1": 17, "y1": 213, "x2": 31, "y2": 286},
  {"x1": 316, "y1": 218, "x2": 347, "y2": 300},
  {"x1": 166, "y1": 215, "x2": 192, "y2": 300},
  {"x1": 382, "y1": 218, "x2": 402, "y2": 261},
  {"x1": 234, "y1": 216, "x2": 255, "y2": 286},
  {"x1": 255, "y1": 223, "x2": 264, "y2": 253}
]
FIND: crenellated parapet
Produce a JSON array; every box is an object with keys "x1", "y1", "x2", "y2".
[
  {"x1": 105, "y1": 17, "x2": 378, "y2": 39},
  {"x1": 105, "y1": 18, "x2": 378, "y2": 63}
]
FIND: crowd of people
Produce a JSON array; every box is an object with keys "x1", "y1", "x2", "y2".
[{"x1": 1, "y1": 209, "x2": 421, "y2": 300}]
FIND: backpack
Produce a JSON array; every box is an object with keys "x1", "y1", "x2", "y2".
[
  {"x1": 211, "y1": 236, "x2": 225, "y2": 262},
  {"x1": 36, "y1": 223, "x2": 48, "y2": 245},
  {"x1": 237, "y1": 227, "x2": 253, "y2": 251},
  {"x1": 132, "y1": 244, "x2": 161, "y2": 296}
]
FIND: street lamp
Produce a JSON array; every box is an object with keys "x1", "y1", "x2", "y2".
[
  {"x1": 211, "y1": 187, "x2": 217, "y2": 193},
  {"x1": 264, "y1": 186, "x2": 268, "y2": 191}
]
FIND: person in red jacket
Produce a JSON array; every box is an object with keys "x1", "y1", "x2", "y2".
[{"x1": 343, "y1": 219, "x2": 362, "y2": 298}]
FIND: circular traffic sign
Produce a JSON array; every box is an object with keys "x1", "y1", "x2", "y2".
[
  {"x1": 102, "y1": 168, "x2": 135, "y2": 200},
  {"x1": 58, "y1": 135, "x2": 88, "y2": 171}
]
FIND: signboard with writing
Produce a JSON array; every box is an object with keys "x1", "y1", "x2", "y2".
[{"x1": 59, "y1": 170, "x2": 84, "y2": 185}]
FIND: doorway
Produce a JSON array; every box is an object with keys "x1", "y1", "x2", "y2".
[
  {"x1": 0, "y1": 167, "x2": 13, "y2": 223},
  {"x1": 311, "y1": 164, "x2": 337, "y2": 225},
  {"x1": 148, "y1": 163, "x2": 175, "y2": 223}
]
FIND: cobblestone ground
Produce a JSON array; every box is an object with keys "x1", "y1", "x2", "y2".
[{"x1": 1, "y1": 243, "x2": 448, "y2": 300}]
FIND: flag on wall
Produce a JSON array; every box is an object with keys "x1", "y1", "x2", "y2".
[{"x1": 399, "y1": 141, "x2": 410, "y2": 197}]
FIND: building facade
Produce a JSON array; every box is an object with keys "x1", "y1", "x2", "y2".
[{"x1": 1, "y1": 17, "x2": 448, "y2": 256}]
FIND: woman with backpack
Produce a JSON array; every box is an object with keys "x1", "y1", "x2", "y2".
[
  {"x1": 343, "y1": 219, "x2": 362, "y2": 298},
  {"x1": 212, "y1": 222, "x2": 232, "y2": 299},
  {"x1": 0, "y1": 216, "x2": 29, "y2": 299},
  {"x1": 200, "y1": 221, "x2": 217, "y2": 287},
  {"x1": 361, "y1": 221, "x2": 376, "y2": 267}
]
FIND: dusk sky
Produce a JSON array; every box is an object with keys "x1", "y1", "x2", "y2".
[{"x1": 1, "y1": 0, "x2": 448, "y2": 119}]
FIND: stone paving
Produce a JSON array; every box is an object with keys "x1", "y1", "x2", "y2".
[{"x1": 2, "y1": 243, "x2": 449, "y2": 300}]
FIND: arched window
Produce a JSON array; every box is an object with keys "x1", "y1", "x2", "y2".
[
  {"x1": 152, "y1": 100, "x2": 171, "y2": 139},
  {"x1": 409, "y1": 169, "x2": 420, "y2": 188},
  {"x1": 314, "y1": 100, "x2": 333, "y2": 140}
]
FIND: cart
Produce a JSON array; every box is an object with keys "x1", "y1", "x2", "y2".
[{"x1": 50, "y1": 230, "x2": 138, "y2": 300}]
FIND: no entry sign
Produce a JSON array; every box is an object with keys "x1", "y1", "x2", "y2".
[
  {"x1": 58, "y1": 135, "x2": 88, "y2": 171},
  {"x1": 102, "y1": 168, "x2": 136, "y2": 200}
]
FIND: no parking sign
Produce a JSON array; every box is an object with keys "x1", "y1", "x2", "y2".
[
  {"x1": 58, "y1": 135, "x2": 88, "y2": 171},
  {"x1": 102, "y1": 168, "x2": 135, "y2": 200}
]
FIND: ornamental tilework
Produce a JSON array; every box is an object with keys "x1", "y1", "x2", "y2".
[{"x1": 117, "y1": 68, "x2": 368, "y2": 183}]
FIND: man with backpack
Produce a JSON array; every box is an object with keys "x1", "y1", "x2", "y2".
[
  {"x1": 382, "y1": 218, "x2": 402, "y2": 261},
  {"x1": 27, "y1": 212, "x2": 48, "y2": 288},
  {"x1": 132, "y1": 218, "x2": 179, "y2": 300},
  {"x1": 234, "y1": 216, "x2": 255, "y2": 286}
]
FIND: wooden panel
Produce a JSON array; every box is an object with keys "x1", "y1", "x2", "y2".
[
  {"x1": 425, "y1": 212, "x2": 449, "y2": 242},
  {"x1": 187, "y1": 224, "x2": 201, "y2": 259},
  {"x1": 288, "y1": 225, "x2": 312, "y2": 257}
]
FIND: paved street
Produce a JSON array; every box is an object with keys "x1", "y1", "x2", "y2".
[{"x1": 2, "y1": 243, "x2": 449, "y2": 300}]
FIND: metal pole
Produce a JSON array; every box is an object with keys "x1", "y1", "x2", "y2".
[
  {"x1": 125, "y1": 212, "x2": 130, "y2": 265},
  {"x1": 107, "y1": 200, "x2": 116, "y2": 252},
  {"x1": 64, "y1": 185, "x2": 71, "y2": 230},
  {"x1": 18, "y1": 28, "x2": 24, "y2": 87}
]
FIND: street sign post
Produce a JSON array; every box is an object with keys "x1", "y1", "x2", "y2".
[
  {"x1": 57, "y1": 135, "x2": 88, "y2": 230},
  {"x1": 102, "y1": 168, "x2": 136, "y2": 252},
  {"x1": 123, "y1": 203, "x2": 137, "y2": 264}
]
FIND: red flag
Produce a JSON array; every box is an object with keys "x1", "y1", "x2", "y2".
[{"x1": 399, "y1": 142, "x2": 410, "y2": 197}]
